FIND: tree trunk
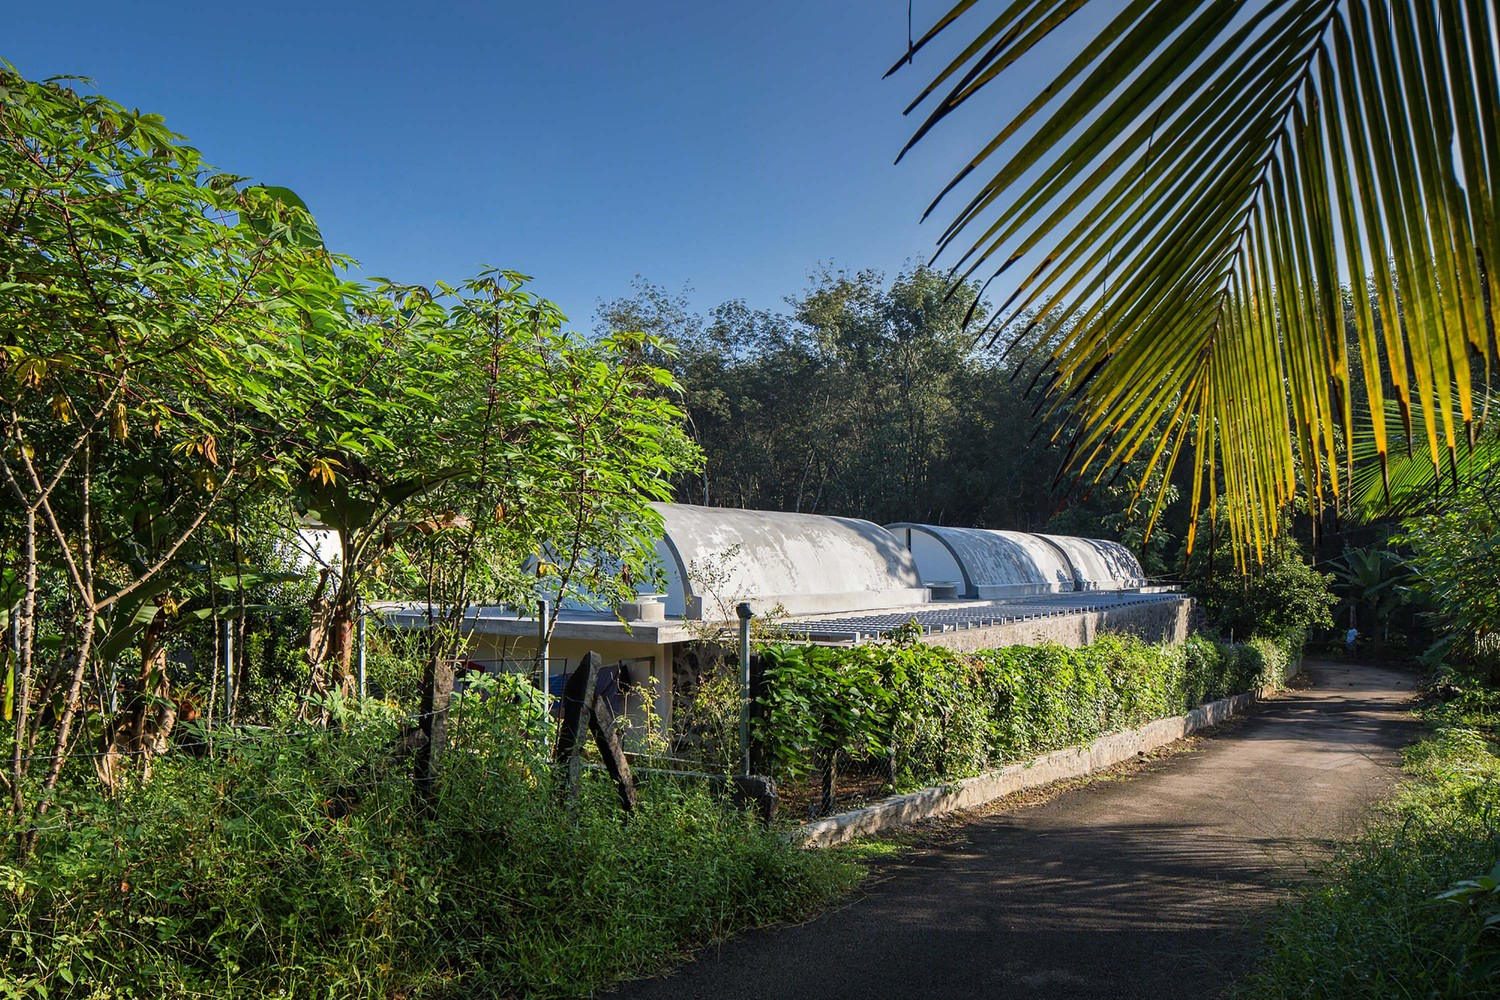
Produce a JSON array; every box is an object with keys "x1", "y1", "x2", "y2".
[
  {"x1": 299, "y1": 570, "x2": 356, "y2": 722},
  {"x1": 10, "y1": 507, "x2": 37, "y2": 818},
  {"x1": 96, "y1": 613, "x2": 177, "y2": 791},
  {"x1": 413, "y1": 651, "x2": 453, "y2": 817}
]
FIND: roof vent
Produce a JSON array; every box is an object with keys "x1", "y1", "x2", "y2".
[{"x1": 618, "y1": 596, "x2": 666, "y2": 623}]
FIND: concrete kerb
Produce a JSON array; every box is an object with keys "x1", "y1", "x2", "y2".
[{"x1": 794, "y1": 686, "x2": 1276, "y2": 848}]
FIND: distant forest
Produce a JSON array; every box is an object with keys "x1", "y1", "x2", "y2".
[{"x1": 597, "y1": 265, "x2": 1189, "y2": 577}]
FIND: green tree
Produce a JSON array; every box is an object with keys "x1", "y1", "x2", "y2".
[
  {"x1": 0, "y1": 67, "x2": 354, "y2": 836},
  {"x1": 0, "y1": 68, "x2": 702, "y2": 838},
  {"x1": 599, "y1": 265, "x2": 1077, "y2": 528},
  {"x1": 1398, "y1": 468, "x2": 1500, "y2": 679}
]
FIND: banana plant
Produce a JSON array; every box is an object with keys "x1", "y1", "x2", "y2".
[{"x1": 1332, "y1": 545, "x2": 1409, "y2": 638}]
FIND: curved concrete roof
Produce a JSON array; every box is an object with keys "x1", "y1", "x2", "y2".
[
  {"x1": 887, "y1": 524, "x2": 1076, "y2": 598},
  {"x1": 653, "y1": 503, "x2": 928, "y2": 619},
  {"x1": 1037, "y1": 535, "x2": 1148, "y2": 591}
]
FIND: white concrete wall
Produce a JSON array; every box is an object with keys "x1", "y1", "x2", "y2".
[
  {"x1": 295, "y1": 527, "x2": 341, "y2": 571},
  {"x1": 892, "y1": 523, "x2": 1076, "y2": 599},
  {"x1": 899, "y1": 527, "x2": 965, "y2": 591},
  {"x1": 1038, "y1": 535, "x2": 1148, "y2": 590}
]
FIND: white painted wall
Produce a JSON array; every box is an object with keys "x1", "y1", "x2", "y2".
[{"x1": 900, "y1": 527, "x2": 965, "y2": 592}]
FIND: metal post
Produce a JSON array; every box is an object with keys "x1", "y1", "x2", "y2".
[
  {"x1": 356, "y1": 603, "x2": 367, "y2": 701},
  {"x1": 538, "y1": 599, "x2": 552, "y2": 751},
  {"x1": 737, "y1": 602, "x2": 752, "y2": 776},
  {"x1": 222, "y1": 618, "x2": 234, "y2": 723}
]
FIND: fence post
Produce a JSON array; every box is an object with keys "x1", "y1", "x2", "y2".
[
  {"x1": 558, "y1": 651, "x2": 599, "y2": 806},
  {"x1": 819, "y1": 735, "x2": 838, "y2": 818},
  {"x1": 537, "y1": 599, "x2": 551, "y2": 752},
  {"x1": 747, "y1": 652, "x2": 767, "y2": 776},
  {"x1": 551, "y1": 651, "x2": 639, "y2": 813},
  {"x1": 737, "y1": 602, "x2": 752, "y2": 776}
]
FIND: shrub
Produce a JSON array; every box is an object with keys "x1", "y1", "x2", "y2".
[
  {"x1": 0, "y1": 691, "x2": 858, "y2": 999},
  {"x1": 1190, "y1": 535, "x2": 1336, "y2": 649},
  {"x1": 754, "y1": 631, "x2": 1297, "y2": 799},
  {"x1": 1240, "y1": 686, "x2": 1500, "y2": 999},
  {"x1": 1398, "y1": 472, "x2": 1500, "y2": 681}
]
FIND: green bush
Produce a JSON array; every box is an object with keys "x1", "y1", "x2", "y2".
[
  {"x1": 1189, "y1": 533, "x2": 1337, "y2": 649},
  {"x1": 0, "y1": 691, "x2": 858, "y2": 999},
  {"x1": 1398, "y1": 471, "x2": 1500, "y2": 680},
  {"x1": 755, "y1": 632, "x2": 1296, "y2": 794}
]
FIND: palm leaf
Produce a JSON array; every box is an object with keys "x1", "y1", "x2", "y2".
[
  {"x1": 1349, "y1": 390, "x2": 1500, "y2": 519},
  {"x1": 897, "y1": 0, "x2": 1500, "y2": 558}
]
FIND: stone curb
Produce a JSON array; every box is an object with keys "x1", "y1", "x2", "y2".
[{"x1": 794, "y1": 686, "x2": 1276, "y2": 848}]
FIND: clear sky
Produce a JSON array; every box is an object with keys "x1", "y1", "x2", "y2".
[{"x1": 9, "y1": 1, "x2": 1075, "y2": 326}]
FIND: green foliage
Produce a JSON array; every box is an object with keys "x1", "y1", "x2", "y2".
[
  {"x1": 0, "y1": 691, "x2": 857, "y2": 999},
  {"x1": 0, "y1": 65, "x2": 700, "y2": 814},
  {"x1": 670, "y1": 657, "x2": 745, "y2": 776},
  {"x1": 598, "y1": 266, "x2": 1100, "y2": 531},
  {"x1": 893, "y1": 3, "x2": 1500, "y2": 563},
  {"x1": 1190, "y1": 532, "x2": 1336, "y2": 647},
  {"x1": 755, "y1": 632, "x2": 1294, "y2": 791},
  {"x1": 1397, "y1": 472, "x2": 1500, "y2": 679},
  {"x1": 1349, "y1": 394, "x2": 1500, "y2": 523},
  {"x1": 1334, "y1": 546, "x2": 1410, "y2": 622},
  {"x1": 1241, "y1": 686, "x2": 1500, "y2": 999}
]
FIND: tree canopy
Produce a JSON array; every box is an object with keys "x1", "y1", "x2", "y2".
[{"x1": 0, "y1": 68, "x2": 697, "y2": 831}]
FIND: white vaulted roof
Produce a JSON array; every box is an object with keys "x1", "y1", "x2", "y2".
[
  {"x1": 886, "y1": 524, "x2": 1076, "y2": 599},
  {"x1": 1036, "y1": 534, "x2": 1148, "y2": 591},
  {"x1": 652, "y1": 503, "x2": 928, "y2": 619}
]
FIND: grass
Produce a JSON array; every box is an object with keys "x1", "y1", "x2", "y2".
[
  {"x1": 1239, "y1": 681, "x2": 1500, "y2": 999},
  {"x1": 0, "y1": 695, "x2": 865, "y2": 999}
]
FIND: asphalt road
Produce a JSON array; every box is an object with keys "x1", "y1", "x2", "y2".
[{"x1": 612, "y1": 659, "x2": 1418, "y2": 1000}]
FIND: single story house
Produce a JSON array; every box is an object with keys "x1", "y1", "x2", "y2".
[{"x1": 384, "y1": 503, "x2": 1189, "y2": 738}]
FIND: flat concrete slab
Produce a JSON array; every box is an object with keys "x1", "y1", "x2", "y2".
[{"x1": 610, "y1": 660, "x2": 1418, "y2": 1000}]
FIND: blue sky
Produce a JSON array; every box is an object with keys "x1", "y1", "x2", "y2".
[{"x1": 8, "y1": 3, "x2": 1116, "y2": 326}]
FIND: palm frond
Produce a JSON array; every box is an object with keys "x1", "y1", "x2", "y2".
[
  {"x1": 1348, "y1": 390, "x2": 1500, "y2": 520},
  {"x1": 898, "y1": 0, "x2": 1500, "y2": 561}
]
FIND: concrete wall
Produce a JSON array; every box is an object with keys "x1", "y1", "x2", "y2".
[
  {"x1": 920, "y1": 596, "x2": 1192, "y2": 653},
  {"x1": 896, "y1": 526, "x2": 966, "y2": 590},
  {"x1": 797, "y1": 684, "x2": 1256, "y2": 847}
]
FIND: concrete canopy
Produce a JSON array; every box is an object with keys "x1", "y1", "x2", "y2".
[
  {"x1": 1037, "y1": 535, "x2": 1148, "y2": 591},
  {"x1": 887, "y1": 524, "x2": 1076, "y2": 599},
  {"x1": 653, "y1": 503, "x2": 928, "y2": 619}
]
